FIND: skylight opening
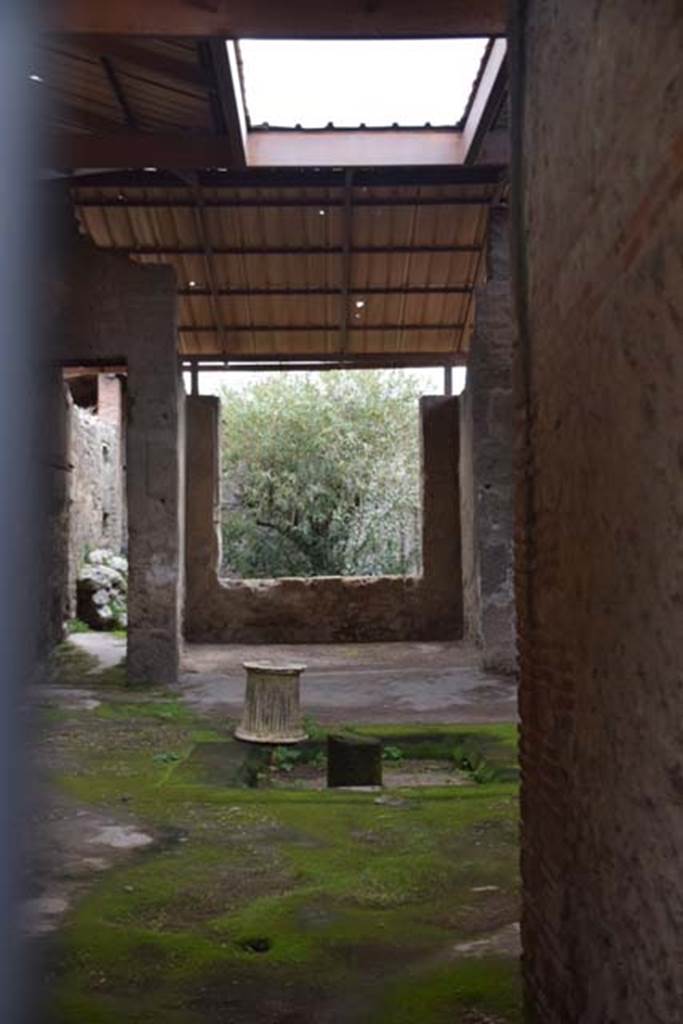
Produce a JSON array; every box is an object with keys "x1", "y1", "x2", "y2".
[{"x1": 238, "y1": 38, "x2": 489, "y2": 130}]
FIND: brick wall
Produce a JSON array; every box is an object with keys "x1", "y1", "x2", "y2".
[{"x1": 512, "y1": 1, "x2": 683, "y2": 1020}]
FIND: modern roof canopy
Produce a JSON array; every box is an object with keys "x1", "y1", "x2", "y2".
[{"x1": 39, "y1": 5, "x2": 509, "y2": 363}]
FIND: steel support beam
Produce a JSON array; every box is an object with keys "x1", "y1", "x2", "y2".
[{"x1": 42, "y1": 1, "x2": 506, "y2": 38}]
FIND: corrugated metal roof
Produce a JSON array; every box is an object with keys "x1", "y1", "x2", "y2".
[
  {"x1": 72, "y1": 181, "x2": 493, "y2": 358},
  {"x1": 39, "y1": 37, "x2": 214, "y2": 134},
  {"x1": 42, "y1": 34, "x2": 498, "y2": 362}
]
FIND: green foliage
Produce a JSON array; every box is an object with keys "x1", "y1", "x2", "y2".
[
  {"x1": 382, "y1": 745, "x2": 404, "y2": 762},
  {"x1": 302, "y1": 715, "x2": 326, "y2": 741},
  {"x1": 220, "y1": 371, "x2": 423, "y2": 577},
  {"x1": 271, "y1": 746, "x2": 302, "y2": 773},
  {"x1": 66, "y1": 618, "x2": 91, "y2": 635}
]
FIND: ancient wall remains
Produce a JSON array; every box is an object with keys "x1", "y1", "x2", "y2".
[
  {"x1": 185, "y1": 394, "x2": 463, "y2": 643},
  {"x1": 460, "y1": 207, "x2": 516, "y2": 673},
  {"x1": 512, "y1": 1, "x2": 683, "y2": 1020},
  {"x1": 48, "y1": 202, "x2": 183, "y2": 685},
  {"x1": 66, "y1": 388, "x2": 124, "y2": 617}
]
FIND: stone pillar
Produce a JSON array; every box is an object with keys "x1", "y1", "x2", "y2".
[
  {"x1": 126, "y1": 348, "x2": 184, "y2": 687},
  {"x1": 46, "y1": 202, "x2": 183, "y2": 685},
  {"x1": 459, "y1": 206, "x2": 516, "y2": 673},
  {"x1": 184, "y1": 395, "x2": 221, "y2": 636},
  {"x1": 420, "y1": 395, "x2": 462, "y2": 632}
]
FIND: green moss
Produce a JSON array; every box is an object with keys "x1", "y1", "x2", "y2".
[
  {"x1": 94, "y1": 699, "x2": 194, "y2": 724},
  {"x1": 373, "y1": 958, "x2": 523, "y2": 1023},
  {"x1": 65, "y1": 618, "x2": 91, "y2": 635},
  {"x1": 50, "y1": 641, "x2": 100, "y2": 684},
  {"x1": 43, "y1": 688, "x2": 520, "y2": 1022}
]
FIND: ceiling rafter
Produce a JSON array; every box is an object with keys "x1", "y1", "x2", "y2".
[
  {"x1": 112, "y1": 244, "x2": 482, "y2": 257},
  {"x1": 100, "y1": 55, "x2": 137, "y2": 129},
  {"x1": 176, "y1": 286, "x2": 474, "y2": 297},
  {"x1": 339, "y1": 169, "x2": 354, "y2": 356},
  {"x1": 178, "y1": 324, "x2": 465, "y2": 333},
  {"x1": 73, "y1": 196, "x2": 492, "y2": 210}
]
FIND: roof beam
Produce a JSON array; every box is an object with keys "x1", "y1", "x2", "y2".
[
  {"x1": 178, "y1": 324, "x2": 465, "y2": 333},
  {"x1": 72, "y1": 196, "x2": 492, "y2": 209},
  {"x1": 113, "y1": 243, "x2": 481, "y2": 256},
  {"x1": 52, "y1": 128, "x2": 468, "y2": 170},
  {"x1": 42, "y1": 1, "x2": 506, "y2": 38},
  {"x1": 198, "y1": 39, "x2": 247, "y2": 168},
  {"x1": 246, "y1": 129, "x2": 466, "y2": 167},
  {"x1": 189, "y1": 177, "x2": 227, "y2": 352},
  {"x1": 182, "y1": 357, "x2": 466, "y2": 372},
  {"x1": 339, "y1": 170, "x2": 353, "y2": 355},
  {"x1": 60, "y1": 165, "x2": 506, "y2": 189},
  {"x1": 100, "y1": 56, "x2": 137, "y2": 129},
  {"x1": 462, "y1": 38, "x2": 508, "y2": 164},
  {"x1": 176, "y1": 286, "x2": 474, "y2": 297}
]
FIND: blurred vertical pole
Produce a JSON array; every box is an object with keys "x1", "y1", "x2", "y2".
[{"x1": 0, "y1": 1, "x2": 37, "y2": 1021}]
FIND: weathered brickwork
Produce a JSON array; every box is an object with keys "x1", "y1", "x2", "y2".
[
  {"x1": 460, "y1": 207, "x2": 516, "y2": 673},
  {"x1": 512, "y1": 1, "x2": 683, "y2": 1020},
  {"x1": 185, "y1": 395, "x2": 463, "y2": 643},
  {"x1": 48, "y1": 205, "x2": 183, "y2": 685}
]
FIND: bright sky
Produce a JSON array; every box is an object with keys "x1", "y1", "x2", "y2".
[
  {"x1": 185, "y1": 367, "x2": 466, "y2": 397},
  {"x1": 238, "y1": 39, "x2": 489, "y2": 128}
]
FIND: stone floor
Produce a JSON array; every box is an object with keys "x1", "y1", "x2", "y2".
[{"x1": 70, "y1": 633, "x2": 518, "y2": 724}]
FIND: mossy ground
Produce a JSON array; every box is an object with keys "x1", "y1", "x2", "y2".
[{"x1": 37, "y1": 646, "x2": 522, "y2": 1023}]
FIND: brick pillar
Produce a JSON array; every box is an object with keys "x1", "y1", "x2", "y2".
[
  {"x1": 460, "y1": 206, "x2": 516, "y2": 673},
  {"x1": 420, "y1": 395, "x2": 462, "y2": 632},
  {"x1": 184, "y1": 395, "x2": 221, "y2": 638}
]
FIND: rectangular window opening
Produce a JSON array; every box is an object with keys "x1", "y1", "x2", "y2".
[
  {"x1": 185, "y1": 367, "x2": 466, "y2": 582},
  {"x1": 237, "y1": 38, "x2": 491, "y2": 130}
]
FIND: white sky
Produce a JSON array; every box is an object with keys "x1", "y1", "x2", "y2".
[
  {"x1": 238, "y1": 39, "x2": 489, "y2": 128},
  {"x1": 185, "y1": 367, "x2": 466, "y2": 396}
]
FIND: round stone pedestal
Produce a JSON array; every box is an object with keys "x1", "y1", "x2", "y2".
[{"x1": 235, "y1": 662, "x2": 307, "y2": 744}]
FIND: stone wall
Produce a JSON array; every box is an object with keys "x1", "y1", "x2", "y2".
[
  {"x1": 66, "y1": 390, "x2": 124, "y2": 617},
  {"x1": 185, "y1": 394, "x2": 463, "y2": 643},
  {"x1": 47, "y1": 199, "x2": 183, "y2": 685},
  {"x1": 512, "y1": 2, "x2": 683, "y2": 1021},
  {"x1": 460, "y1": 207, "x2": 516, "y2": 673},
  {"x1": 43, "y1": 367, "x2": 72, "y2": 649}
]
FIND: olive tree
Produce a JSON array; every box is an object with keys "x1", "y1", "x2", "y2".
[{"x1": 220, "y1": 371, "x2": 423, "y2": 578}]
